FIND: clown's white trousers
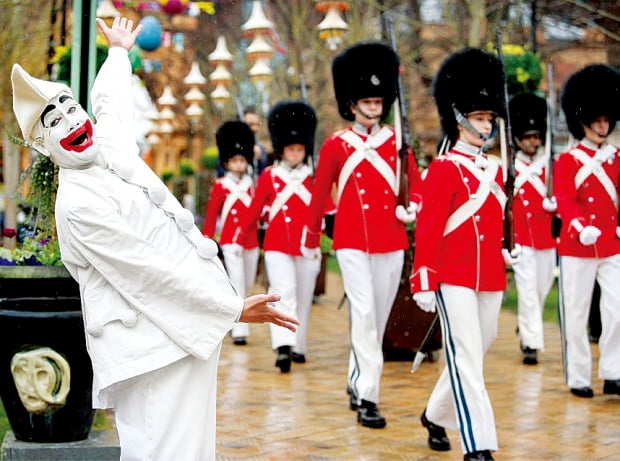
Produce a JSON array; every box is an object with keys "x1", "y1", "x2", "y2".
[
  {"x1": 264, "y1": 250, "x2": 320, "y2": 353},
  {"x1": 336, "y1": 249, "x2": 403, "y2": 405},
  {"x1": 559, "y1": 254, "x2": 620, "y2": 389},
  {"x1": 222, "y1": 245, "x2": 259, "y2": 339},
  {"x1": 513, "y1": 246, "x2": 556, "y2": 350},
  {"x1": 113, "y1": 350, "x2": 220, "y2": 461},
  {"x1": 426, "y1": 284, "x2": 501, "y2": 454}
]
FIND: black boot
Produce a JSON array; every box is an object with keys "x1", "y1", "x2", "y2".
[
  {"x1": 522, "y1": 347, "x2": 538, "y2": 365},
  {"x1": 357, "y1": 400, "x2": 386, "y2": 428},
  {"x1": 421, "y1": 409, "x2": 451, "y2": 451},
  {"x1": 464, "y1": 449, "x2": 494, "y2": 460},
  {"x1": 603, "y1": 379, "x2": 620, "y2": 395},
  {"x1": 275, "y1": 346, "x2": 291, "y2": 373}
]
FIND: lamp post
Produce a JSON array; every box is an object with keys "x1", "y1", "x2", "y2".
[{"x1": 315, "y1": 1, "x2": 349, "y2": 50}]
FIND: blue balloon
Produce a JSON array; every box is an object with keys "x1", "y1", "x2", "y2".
[{"x1": 136, "y1": 16, "x2": 162, "y2": 52}]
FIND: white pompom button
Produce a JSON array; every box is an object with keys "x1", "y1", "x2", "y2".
[
  {"x1": 196, "y1": 236, "x2": 218, "y2": 259},
  {"x1": 175, "y1": 209, "x2": 195, "y2": 232},
  {"x1": 147, "y1": 182, "x2": 167, "y2": 205},
  {"x1": 86, "y1": 322, "x2": 104, "y2": 337},
  {"x1": 120, "y1": 310, "x2": 138, "y2": 327}
]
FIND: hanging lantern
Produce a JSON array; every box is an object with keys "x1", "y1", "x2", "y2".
[
  {"x1": 96, "y1": 0, "x2": 120, "y2": 18},
  {"x1": 241, "y1": 1, "x2": 274, "y2": 38},
  {"x1": 248, "y1": 58, "x2": 272, "y2": 85},
  {"x1": 208, "y1": 64, "x2": 233, "y2": 86},
  {"x1": 210, "y1": 84, "x2": 231, "y2": 109},
  {"x1": 185, "y1": 102, "x2": 204, "y2": 120},
  {"x1": 158, "y1": 85, "x2": 177, "y2": 107},
  {"x1": 183, "y1": 62, "x2": 207, "y2": 86},
  {"x1": 208, "y1": 36, "x2": 234, "y2": 66},
  {"x1": 246, "y1": 33, "x2": 273, "y2": 62},
  {"x1": 184, "y1": 87, "x2": 206, "y2": 105},
  {"x1": 136, "y1": 16, "x2": 163, "y2": 52},
  {"x1": 314, "y1": 1, "x2": 350, "y2": 13},
  {"x1": 317, "y1": 5, "x2": 349, "y2": 50},
  {"x1": 159, "y1": 107, "x2": 176, "y2": 121}
]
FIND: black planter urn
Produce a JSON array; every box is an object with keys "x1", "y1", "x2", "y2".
[{"x1": 0, "y1": 266, "x2": 95, "y2": 442}]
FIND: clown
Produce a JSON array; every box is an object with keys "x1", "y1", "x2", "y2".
[{"x1": 11, "y1": 17, "x2": 297, "y2": 461}]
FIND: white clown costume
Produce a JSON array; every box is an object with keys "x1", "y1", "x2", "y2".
[{"x1": 11, "y1": 29, "x2": 243, "y2": 461}]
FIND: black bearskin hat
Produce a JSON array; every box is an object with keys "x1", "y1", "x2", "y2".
[
  {"x1": 268, "y1": 100, "x2": 317, "y2": 160},
  {"x1": 509, "y1": 93, "x2": 547, "y2": 142},
  {"x1": 332, "y1": 42, "x2": 399, "y2": 122},
  {"x1": 560, "y1": 64, "x2": 620, "y2": 140},
  {"x1": 433, "y1": 48, "x2": 506, "y2": 144},
  {"x1": 216, "y1": 120, "x2": 255, "y2": 164}
]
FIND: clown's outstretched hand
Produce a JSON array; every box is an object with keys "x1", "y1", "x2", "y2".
[{"x1": 96, "y1": 16, "x2": 143, "y2": 51}]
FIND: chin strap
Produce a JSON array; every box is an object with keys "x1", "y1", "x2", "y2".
[{"x1": 452, "y1": 105, "x2": 497, "y2": 141}]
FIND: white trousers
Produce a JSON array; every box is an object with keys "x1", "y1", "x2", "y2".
[
  {"x1": 512, "y1": 246, "x2": 556, "y2": 350},
  {"x1": 221, "y1": 245, "x2": 259, "y2": 338},
  {"x1": 559, "y1": 254, "x2": 620, "y2": 388},
  {"x1": 113, "y1": 350, "x2": 220, "y2": 461},
  {"x1": 426, "y1": 284, "x2": 501, "y2": 454},
  {"x1": 336, "y1": 249, "x2": 403, "y2": 405},
  {"x1": 264, "y1": 251, "x2": 320, "y2": 353}
]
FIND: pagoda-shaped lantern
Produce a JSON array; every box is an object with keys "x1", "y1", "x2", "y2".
[
  {"x1": 241, "y1": 0, "x2": 275, "y2": 103},
  {"x1": 207, "y1": 36, "x2": 234, "y2": 109},
  {"x1": 315, "y1": 1, "x2": 349, "y2": 50}
]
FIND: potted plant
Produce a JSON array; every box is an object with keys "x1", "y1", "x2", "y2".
[{"x1": 0, "y1": 150, "x2": 95, "y2": 443}]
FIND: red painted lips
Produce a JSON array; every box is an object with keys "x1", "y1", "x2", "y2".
[{"x1": 60, "y1": 119, "x2": 94, "y2": 153}]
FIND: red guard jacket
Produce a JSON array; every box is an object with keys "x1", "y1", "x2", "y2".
[
  {"x1": 554, "y1": 139, "x2": 620, "y2": 258},
  {"x1": 202, "y1": 173, "x2": 259, "y2": 249},
  {"x1": 410, "y1": 141, "x2": 507, "y2": 293},
  {"x1": 307, "y1": 125, "x2": 422, "y2": 253},
  {"x1": 513, "y1": 151, "x2": 557, "y2": 249},
  {"x1": 238, "y1": 163, "x2": 314, "y2": 256}
]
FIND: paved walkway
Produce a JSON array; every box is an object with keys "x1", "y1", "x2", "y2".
[{"x1": 216, "y1": 272, "x2": 620, "y2": 460}]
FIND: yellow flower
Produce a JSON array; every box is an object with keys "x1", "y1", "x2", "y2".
[
  {"x1": 516, "y1": 67, "x2": 530, "y2": 83},
  {"x1": 50, "y1": 45, "x2": 69, "y2": 64},
  {"x1": 503, "y1": 44, "x2": 525, "y2": 56}
]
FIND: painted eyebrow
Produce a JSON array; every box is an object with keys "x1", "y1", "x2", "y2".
[
  {"x1": 40, "y1": 94, "x2": 75, "y2": 126},
  {"x1": 40, "y1": 104, "x2": 56, "y2": 126}
]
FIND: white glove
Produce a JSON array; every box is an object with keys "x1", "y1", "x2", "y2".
[
  {"x1": 542, "y1": 196, "x2": 557, "y2": 212},
  {"x1": 301, "y1": 245, "x2": 322, "y2": 260},
  {"x1": 395, "y1": 202, "x2": 418, "y2": 223},
  {"x1": 616, "y1": 226, "x2": 620, "y2": 238},
  {"x1": 579, "y1": 226, "x2": 601, "y2": 246},
  {"x1": 502, "y1": 243, "x2": 522, "y2": 266},
  {"x1": 226, "y1": 243, "x2": 244, "y2": 258},
  {"x1": 413, "y1": 291, "x2": 436, "y2": 313}
]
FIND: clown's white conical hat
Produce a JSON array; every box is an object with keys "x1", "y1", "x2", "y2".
[{"x1": 11, "y1": 64, "x2": 72, "y2": 144}]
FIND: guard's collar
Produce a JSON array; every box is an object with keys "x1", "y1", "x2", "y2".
[{"x1": 352, "y1": 122, "x2": 379, "y2": 136}]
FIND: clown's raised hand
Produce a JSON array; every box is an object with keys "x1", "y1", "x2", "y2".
[{"x1": 96, "y1": 17, "x2": 143, "y2": 51}]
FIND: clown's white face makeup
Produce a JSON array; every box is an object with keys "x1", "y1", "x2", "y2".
[{"x1": 40, "y1": 92, "x2": 99, "y2": 169}]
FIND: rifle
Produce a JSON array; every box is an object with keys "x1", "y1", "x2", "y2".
[
  {"x1": 545, "y1": 63, "x2": 555, "y2": 198},
  {"x1": 545, "y1": 63, "x2": 563, "y2": 238},
  {"x1": 382, "y1": 12, "x2": 410, "y2": 209},
  {"x1": 496, "y1": 29, "x2": 517, "y2": 252}
]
